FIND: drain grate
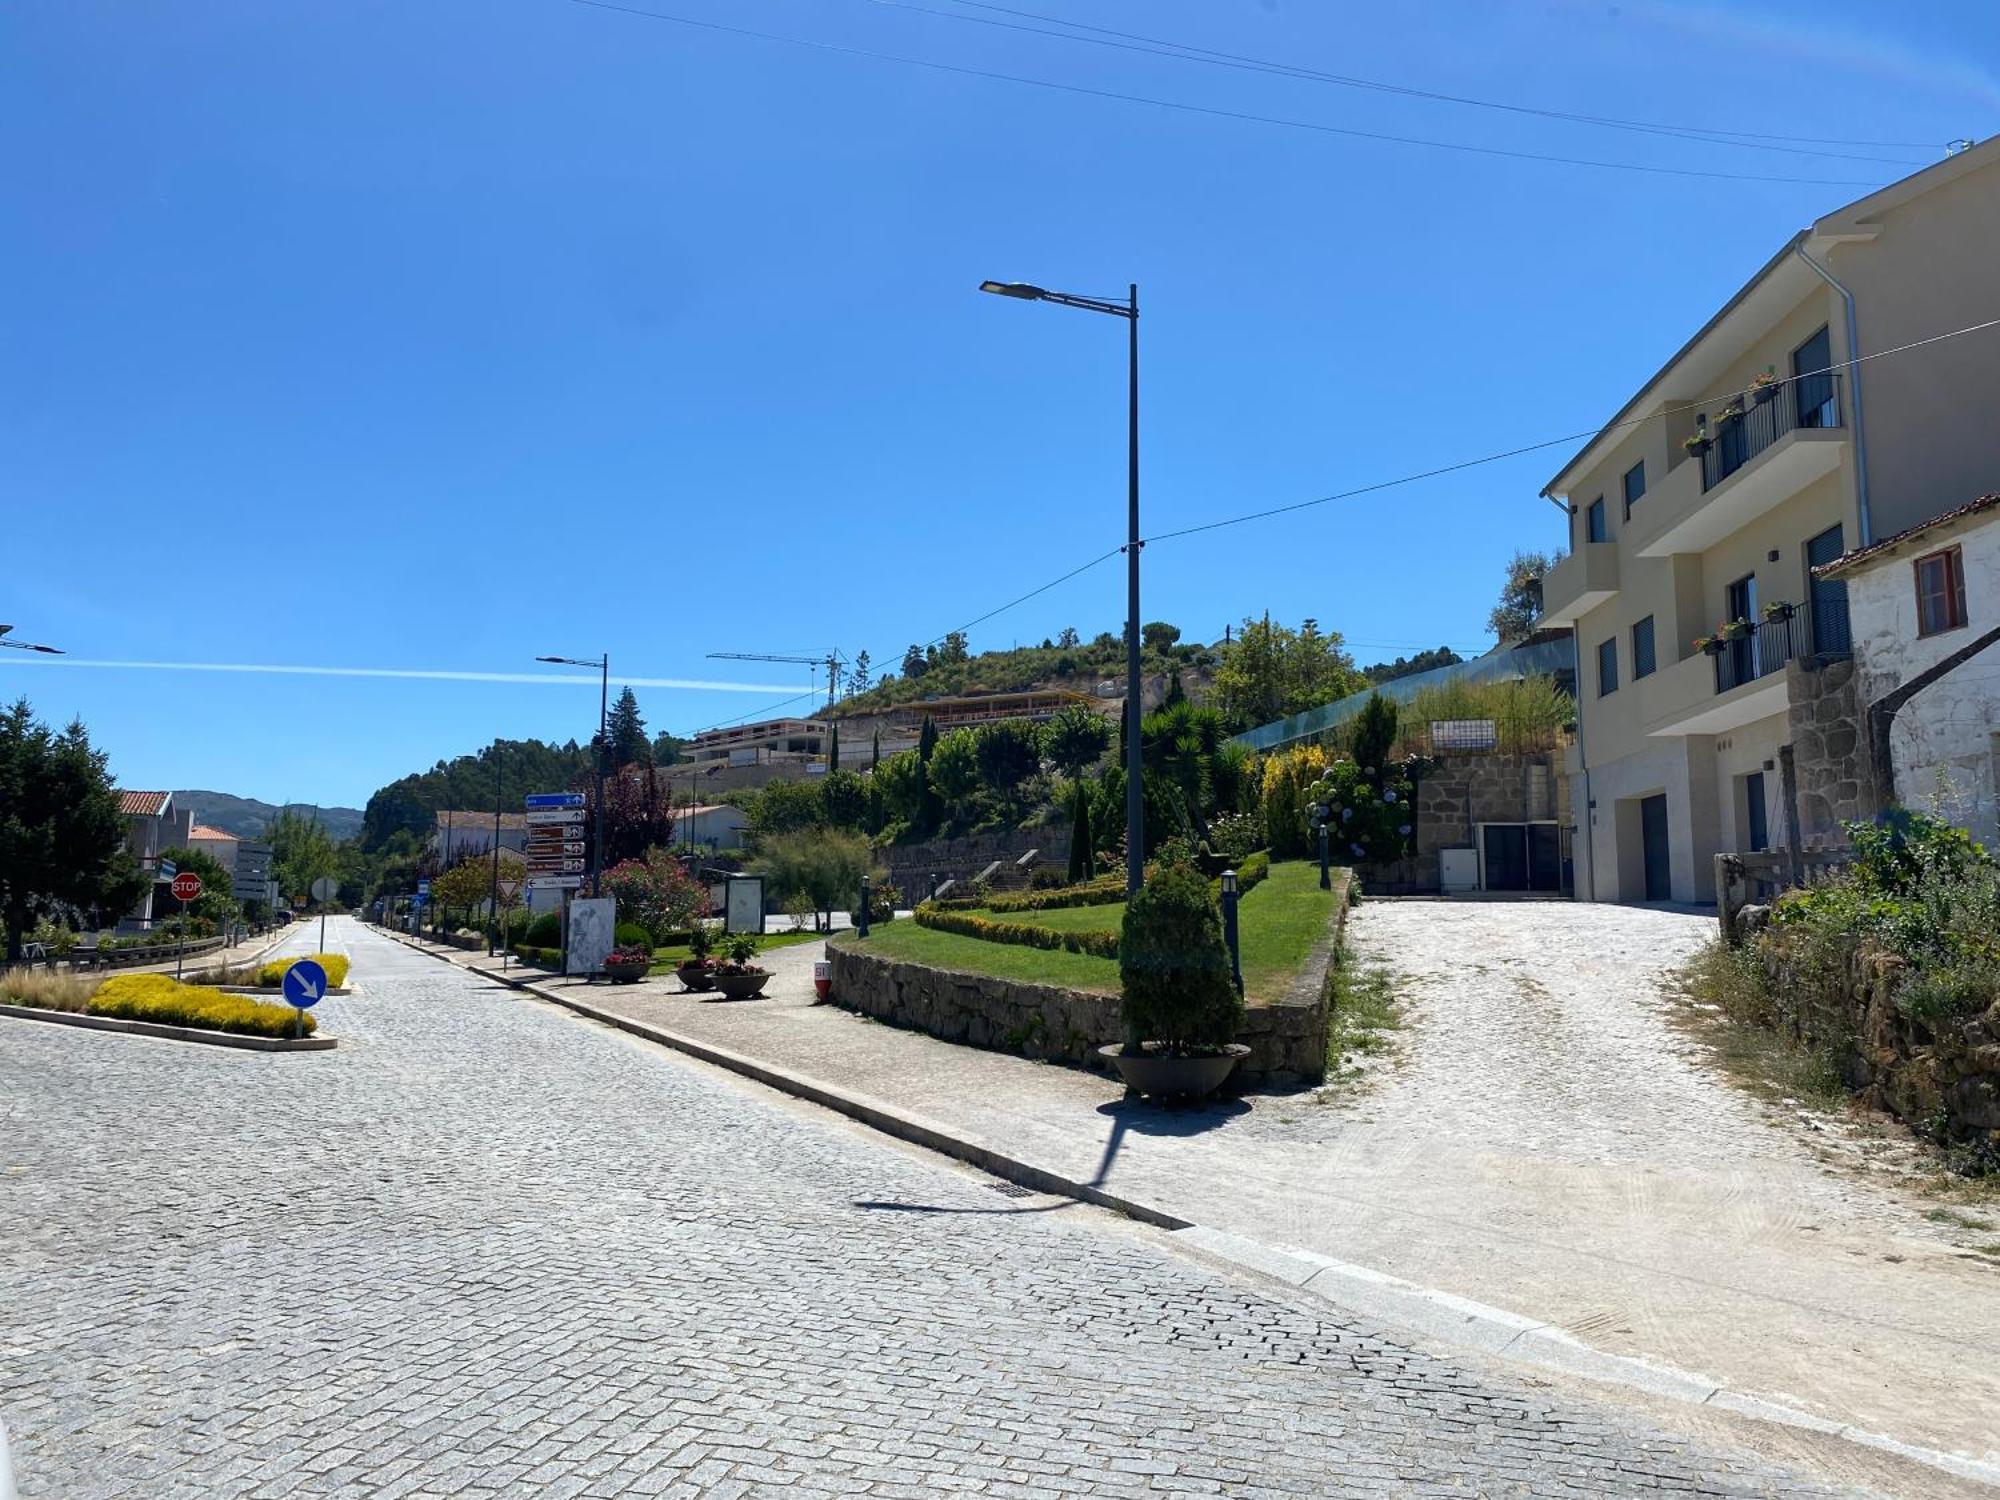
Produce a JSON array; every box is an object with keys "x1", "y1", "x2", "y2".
[{"x1": 985, "y1": 1181, "x2": 1037, "y2": 1199}]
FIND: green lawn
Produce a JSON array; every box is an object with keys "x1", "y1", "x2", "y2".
[{"x1": 853, "y1": 860, "x2": 1340, "y2": 1002}]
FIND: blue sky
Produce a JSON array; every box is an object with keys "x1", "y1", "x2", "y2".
[{"x1": 3, "y1": 0, "x2": 1993, "y2": 808}]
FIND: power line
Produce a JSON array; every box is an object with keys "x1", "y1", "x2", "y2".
[
  {"x1": 1141, "y1": 314, "x2": 2000, "y2": 545},
  {"x1": 860, "y1": 0, "x2": 1936, "y2": 166},
  {"x1": 568, "y1": 0, "x2": 1888, "y2": 187},
  {"x1": 694, "y1": 314, "x2": 2000, "y2": 734}
]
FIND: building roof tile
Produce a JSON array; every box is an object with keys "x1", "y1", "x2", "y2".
[
  {"x1": 117, "y1": 791, "x2": 171, "y2": 817},
  {"x1": 188, "y1": 824, "x2": 237, "y2": 841},
  {"x1": 1817, "y1": 493, "x2": 2000, "y2": 578}
]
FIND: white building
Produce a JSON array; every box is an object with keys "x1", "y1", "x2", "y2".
[
  {"x1": 1821, "y1": 494, "x2": 2000, "y2": 848},
  {"x1": 429, "y1": 811, "x2": 527, "y2": 865},
  {"x1": 117, "y1": 790, "x2": 193, "y2": 930},
  {"x1": 188, "y1": 823, "x2": 240, "y2": 877}
]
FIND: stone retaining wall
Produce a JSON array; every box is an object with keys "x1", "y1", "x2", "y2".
[
  {"x1": 880, "y1": 829, "x2": 1071, "y2": 900},
  {"x1": 826, "y1": 873, "x2": 1349, "y2": 1089},
  {"x1": 1764, "y1": 934, "x2": 1998, "y2": 1167},
  {"x1": 1786, "y1": 657, "x2": 1876, "y2": 846}
]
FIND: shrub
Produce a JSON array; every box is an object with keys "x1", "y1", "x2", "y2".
[
  {"x1": 1203, "y1": 811, "x2": 1264, "y2": 863},
  {"x1": 614, "y1": 922, "x2": 654, "y2": 951},
  {"x1": 516, "y1": 945, "x2": 562, "y2": 969},
  {"x1": 1224, "y1": 850, "x2": 1271, "y2": 898},
  {"x1": 91, "y1": 974, "x2": 315, "y2": 1038},
  {"x1": 755, "y1": 829, "x2": 873, "y2": 917},
  {"x1": 252, "y1": 952, "x2": 351, "y2": 989},
  {"x1": 969, "y1": 876, "x2": 1127, "y2": 914},
  {"x1": 1303, "y1": 758, "x2": 1417, "y2": 866},
  {"x1": 523, "y1": 912, "x2": 562, "y2": 949},
  {"x1": 1117, "y1": 859, "x2": 1242, "y2": 1053},
  {"x1": 721, "y1": 932, "x2": 762, "y2": 969},
  {"x1": 603, "y1": 852, "x2": 707, "y2": 942},
  {"x1": 0, "y1": 969, "x2": 98, "y2": 1012},
  {"x1": 850, "y1": 881, "x2": 900, "y2": 925},
  {"x1": 914, "y1": 905, "x2": 1120, "y2": 960}
]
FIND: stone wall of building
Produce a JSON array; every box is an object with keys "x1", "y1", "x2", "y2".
[
  {"x1": 1786, "y1": 657, "x2": 1875, "y2": 846},
  {"x1": 1359, "y1": 749, "x2": 1568, "y2": 895},
  {"x1": 826, "y1": 874, "x2": 1348, "y2": 1088}
]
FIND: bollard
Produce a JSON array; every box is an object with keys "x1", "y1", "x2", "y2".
[
  {"x1": 1221, "y1": 868, "x2": 1243, "y2": 994},
  {"x1": 1317, "y1": 822, "x2": 1332, "y2": 891},
  {"x1": 858, "y1": 876, "x2": 872, "y2": 939}
]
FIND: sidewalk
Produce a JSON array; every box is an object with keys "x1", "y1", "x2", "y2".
[{"x1": 387, "y1": 915, "x2": 2000, "y2": 1482}]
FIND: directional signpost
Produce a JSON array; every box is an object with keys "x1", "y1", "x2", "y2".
[
  {"x1": 310, "y1": 875, "x2": 337, "y2": 952},
  {"x1": 281, "y1": 958, "x2": 329, "y2": 1040},
  {"x1": 169, "y1": 871, "x2": 203, "y2": 979},
  {"x1": 524, "y1": 792, "x2": 587, "y2": 893}
]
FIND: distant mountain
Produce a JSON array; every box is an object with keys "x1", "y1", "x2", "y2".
[{"x1": 171, "y1": 790, "x2": 365, "y2": 843}]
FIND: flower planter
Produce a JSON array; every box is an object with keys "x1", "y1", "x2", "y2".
[
  {"x1": 1753, "y1": 383, "x2": 1779, "y2": 406},
  {"x1": 1700, "y1": 640, "x2": 1726, "y2": 658},
  {"x1": 675, "y1": 961, "x2": 716, "y2": 993},
  {"x1": 1683, "y1": 437, "x2": 1713, "y2": 458},
  {"x1": 603, "y1": 959, "x2": 650, "y2": 984},
  {"x1": 1097, "y1": 1042, "x2": 1249, "y2": 1100},
  {"x1": 711, "y1": 969, "x2": 771, "y2": 1001}
]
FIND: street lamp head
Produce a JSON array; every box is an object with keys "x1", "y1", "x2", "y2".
[
  {"x1": 535, "y1": 655, "x2": 567, "y2": 664},
  {"x1": 31, "y1": 644, "x2": 62, "y2": 654},
  {"x1": 979, "y1": 280, "x2": 1047, "y2": 301}
]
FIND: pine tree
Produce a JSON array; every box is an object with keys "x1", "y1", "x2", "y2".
[
  {"x1": 606, "y1": 688, "x2": 649, "y2": 768},
  {"x1": 1067, "y1": 782, "x2": 1093, "y2": 884},
  {"x1": 848, "y1": 650, "x2": 872, "y2": 696}
]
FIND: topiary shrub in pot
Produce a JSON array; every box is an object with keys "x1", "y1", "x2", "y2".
[
  {"x1": 712, "y1": 933, "x2": 771, "y2": 1000},
  {"x1": 1099, "y1": 857, "x2": 1248, "y2": 1098},
  {"x1": 676, "y1": 924, "x2": 717, "y2": 992}
]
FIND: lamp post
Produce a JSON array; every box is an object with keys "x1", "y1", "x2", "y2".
[
  {"x1": 536, "y1": 653, "x2": 610, "y2": 897},
  {"x1": 1220, "y1": 867, "x2": 1243, "y2": 994},
  {"x1": 488, "y1": 740, "x2": 504, "y2": 956},
  {"x1": 1312, "y1": 803, "x2": 1332, "y2": 891},
  {"x1": 980, "y1": 278, "x2": 1143, "y2": 899}
]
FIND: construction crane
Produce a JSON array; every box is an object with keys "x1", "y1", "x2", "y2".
[{"x1": 707, "y1": 650, "x2": 847, "y2": 712}]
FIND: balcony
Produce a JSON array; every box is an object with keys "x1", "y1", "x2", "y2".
[
  {"x1": 1629, "y1": 375, "x2": 1846, "y2": 560},
  {"x1": 1536, "y1": 542, "x2": 1619, "y2": 627},
  {"x1": 1647, "y1": 598, "x2": 1851, "y2": 738}
]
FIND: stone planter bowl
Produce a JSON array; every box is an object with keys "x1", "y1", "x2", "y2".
[
  {"x1": 711, "y1": 969, "x2": 771, "y2": 1001},
  {"x1": 603, "y1": 960, "x2": 650, "y2": 985},
  {"x1": 676, "y1": 961, "x2": 716, "y2": 993},
  {"x1": 1098, "y1": 1042, "x2": 1250, "y2": 1100}
]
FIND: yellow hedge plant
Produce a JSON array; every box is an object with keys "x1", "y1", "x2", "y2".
[
  {"x1": 92, "y1": 974, "x2": 316, "y2": 1038},
  {"x1": 252, "y1": 952, "x2": 350, "y2": 989}
]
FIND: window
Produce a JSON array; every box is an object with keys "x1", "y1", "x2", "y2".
[
  {"x1": 1632, "y1": 615, "x2": 1656, "y2": 679},
  {"x1": 1915, "y1": 547, "x2": 1968, "y2": 636},
  {"x1": 1622, "y1": 460, "x2": 1646, "y2": 518},
  {"x1": 1793, "y1": 325, "x2": 1837, "y2": 429},
  {"x1": 1597, "y1": 637, "x2": 1618, "y2": 696},
  {"x1": 1585, "y1": 497, "x2": 1607, "y2": 543}
]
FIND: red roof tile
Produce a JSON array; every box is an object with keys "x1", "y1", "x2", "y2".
[
  {"x1": 1818, "y1": 494, "x2": 2000, "y2": 577},
  {"x1": 117, "y1": 791, "x2": 170, "y2": 817}
]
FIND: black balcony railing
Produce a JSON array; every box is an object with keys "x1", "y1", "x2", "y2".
[
  {"x1": 1712, "y1": 597, "x2": 1852, "y2": 694},
  {"x1": 1700, "y1": 372, "x2": 1842, "y2": 492}
]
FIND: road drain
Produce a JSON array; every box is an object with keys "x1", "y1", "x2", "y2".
[{"x1": 985, "y1": 1181, "x2": 1036, "y2": 1199}]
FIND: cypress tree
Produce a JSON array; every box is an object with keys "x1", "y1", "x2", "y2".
[
  {"x1": 917, "y1": 715, "x2": 937, "y2": 763},
  {"x1": 829, "y1": 724, "x2": 840, "y2": 771},
  {"x1": 1067, "y1": 782, "x2": 1093, "y2": 885},
  {"x1": 871, "y1": 729, "x2": 881, "y2": 769}
]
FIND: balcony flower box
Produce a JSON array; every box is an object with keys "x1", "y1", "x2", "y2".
[
  {"x1": 1682, "y1": 433, "x2": 1713, "y2": 458},
  {"x1": 1695, "y1": 636, "x2": 1726, "y2": 657},
  {"x1": 1751, "y1": 374, "x2": 1781, "y2": 406},
  {"x1": 1760, "y1": 601, "x2": 1796, "y2": 624}
]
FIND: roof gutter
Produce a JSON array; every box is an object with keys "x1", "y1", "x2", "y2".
[{"x1": 1793, "y1": 243, "x2": 1874, "y2": 546}]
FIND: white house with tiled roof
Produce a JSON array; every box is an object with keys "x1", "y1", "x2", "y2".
[
  {"x1": 116, "y1": 790, "x2": 193, "y2": 930},
  {"x1": 1819, "y1": 494, "x2": 2000, "y2": 847}
]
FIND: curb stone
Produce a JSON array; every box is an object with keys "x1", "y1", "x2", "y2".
[
  {"x1": 384, "y1": 929, "x2": 2000, "y2": 1492},
  {"x1": 0, "y1": 1003, "x2": 335, "y2": 1052}
]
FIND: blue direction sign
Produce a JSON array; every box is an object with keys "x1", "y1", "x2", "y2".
[
  {"x1": 524, "y1": 792, "x2": 587, "y2": 809},
  {"x1": 158, "y1": 858, "x2": 178, "y2": 881},
  {"x1": 282, "y1": 958, "x2": 330, "y2": 1009},
  {"x1": 416, "y1": 878, "x2": 432, "y2": 895}
]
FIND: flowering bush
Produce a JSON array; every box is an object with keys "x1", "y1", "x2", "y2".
[
  {"x1": 603, "y1": 852, "x2": 707, "y2": 943},
  {"x1": 1302, "y1": 759, "x2": 1418, "y2": 865},
  {"x1": 606, "y1": 944, "x2": 652, "y2": 967}
]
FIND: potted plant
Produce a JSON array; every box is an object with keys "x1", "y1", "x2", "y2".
[
  {"x1": 1682, "y1": 427, "x2": 1712, "y2": 459},
  {"x1": 1720, "y1": 617, "x2": 1752, "y2": 641},
  {"x1": 675, "y1": 924, "x2": 717, "y2": 992},
  {"x1": 712, "y1": 933, "x2": 771, "y2": 1000},
  {"x1": 1694, "y1": 634, "x2": 1724, "y2": 657},
  {"x1": 1751, "y1": 370, "x2": 1780, "y2": 405},
  {"x1": 1719, "y1": 400, "x2": 1745, "y2": 423},
  {"x1": 1096, "y1": 858, "x2": 1248, "y2": 1099},
  {"x1": 603, "y1": 944, "x2": 652, "y2": 984},
  {"x1": 1761, "y1": 600, "x2": 1795, "y2": 623}
]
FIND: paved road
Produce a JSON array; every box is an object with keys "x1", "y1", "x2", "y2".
[{"x1": 2, "y1": 918, "x2": 1875, "y2": 1498}]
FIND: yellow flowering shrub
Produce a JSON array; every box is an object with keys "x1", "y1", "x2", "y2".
[
  {"x1": 252, "y1": 952, "x2": 350, "y2": 989},
  {"x1": 92, "y1": 974, "x2": 316, "y2": 1038}
]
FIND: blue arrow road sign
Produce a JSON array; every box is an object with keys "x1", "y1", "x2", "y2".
[
  {"x1": 524, "y1": 792, "x2": 587, "y2": 808},
  {"x1": 282, "y1": 959, "x2": 329, "y2": 1009},
  {"x1": 158, "y1": 859, "x2": 178, "y2": 880}
]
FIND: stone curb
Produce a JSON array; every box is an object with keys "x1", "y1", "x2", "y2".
[
  {"x1": 0, "y1": 1003, "x2": 336, "y2": 1052},
  {"x1": 386, "y1": 930, "x2": 2000, "y2": 1491}
]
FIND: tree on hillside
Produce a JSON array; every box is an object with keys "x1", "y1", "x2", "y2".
[
  {"x1": 847, "y1": 650, "x2": 872, "y2": 697},
  {"x1": 1489, "y1": 550, "x2": 1562, "y2": 642},
  {"x1": 927, "y1": 729, "x2": 981, "y2": 811},
  {"x1": 1212, "y1": 615, "x2": 1366, "y2": 731},
  {"x1": 606, "y1": 687, "x2": 649, "y2": 768},
  {"x1": 1057, "y1": 626, "x2": 1080, "y2": 649},
  {"x1": 0, "y1": 699, "x2": 146, "y2": 957},
  {"x1": 1142, "y1": 621, "x2": 1181, "y2": 653},
  {"x1": 1350, "y1": 692, "x2": 1399, "y2": 770},
  {"x1": 1066, "y1": 781, "x2": 1094, "y2": 884},
  {"x1": 937, "y1": 631, "x2": 970, "y2": 666},
  {"x1": 974, "y1": 721, "x2": 1041, "y2": 800},
  {"x1": 1364, "y1": 646, "x2": 1464, "y2": 684},
  {"x1": 917, "y1": 715, "x2": 938, "y2": 763},
  {"x1": 650, "y1": 730, "x2": 688, "y2": 767},
  {"x1": 820, "y1": 768, "x2": 869, "y2": 831},
  {"x1": 902, "y1": 644, "x2": 929, "y2": 678},
  {"x1": 359, "y1": 737, "x2": 593, "y2": 850},
  {"x1": 1040, "y1": 704, "x2": 1112, "y2": 777},
  {"x1": 270, "y1": 808, "x2": 339, "y2": 908}
]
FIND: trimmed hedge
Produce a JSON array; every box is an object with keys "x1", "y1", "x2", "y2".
[
  {"x1": 914, "y1": 905, "x2": 1120, "y2": 960},
  {"x1": 934, "y1": 876, "x2": 1127, "y2": 915},
  {"x1": 515, "y1": 945, "x2": 562, "y2": 969},
  {"x1": 90, "y1": 974, "x2": 315, "y2": 1038},
  {"x1": 252, "y1": 952, "x2": 351, "y2": 989},
  {"x1": 1227, "y1": 851, "x2": 1271, "y2": 898}
]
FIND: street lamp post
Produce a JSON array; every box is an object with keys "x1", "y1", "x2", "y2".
[
  {"x1": 979, "y1": 279, "x2": 1143, "y2": 898},
  {"x1": 488, "y1": 741, "x2": 504, "y2": 956},
  {"x1": 535, "y1": 653, "x2": 610, "y2": 897},
  {"x1": 0, "y1": 625, "x2": 64, "y2": 655}
]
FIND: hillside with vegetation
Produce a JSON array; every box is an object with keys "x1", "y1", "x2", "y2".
[
  {"x1": 171, "y1": 790, "x2": 364, "y2": 842},
  {"x1": 828, "y1": 623, "x2": 1206, "y2": 717}
]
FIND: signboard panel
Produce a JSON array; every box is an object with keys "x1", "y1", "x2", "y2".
[
  {"x1": 524, "y1": 792, "x2": 587, "y2": 809},
  {"x1": 724, "y1": 875, "x2": 765, "y2": 935},
  {"x1": 565, "y1": 897, "x2": 616, "y2": 975},
  {"x1": 525, "y1": 808, "x2": 587, "y2": 827},
  {"x1": 526, "y1": 875, "x2": 583, "y2": 892}
]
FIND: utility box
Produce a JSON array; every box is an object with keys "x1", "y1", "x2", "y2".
[{"x1": 1439, "y1": 847, "x2": 1480, "y2": 895}]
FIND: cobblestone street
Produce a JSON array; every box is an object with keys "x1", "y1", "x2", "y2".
[{"x1": 0, "y1": 920, "x2": 1904, "y2": 1497}]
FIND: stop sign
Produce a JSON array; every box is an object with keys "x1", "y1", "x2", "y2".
[{"x1": 170, "y1": 872, "x2": 204, "y2": 903}]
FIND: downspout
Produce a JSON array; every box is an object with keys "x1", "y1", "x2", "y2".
[{"x1": 1794, "y1": 244, "x2": 1874, "y2": 545}]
